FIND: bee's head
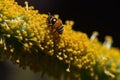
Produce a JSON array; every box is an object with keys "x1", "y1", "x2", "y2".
[{"x1": 47, "y1": 12, "x2": 57, "y2": 25}]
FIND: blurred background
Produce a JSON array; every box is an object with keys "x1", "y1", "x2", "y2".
[{"x1": 0, "y1": 0, "x2": 117, "y2": 80}]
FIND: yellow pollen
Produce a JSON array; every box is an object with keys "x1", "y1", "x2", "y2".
[{"x1": 16, "y1": 59, "x2": 20, "y2": 63}]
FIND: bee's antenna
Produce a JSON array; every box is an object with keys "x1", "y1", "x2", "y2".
[
  {"x1": 48, "y1": 12, "x2": 51, "y2": 16},
  {"x1": 48, "y1": 12, "x2": 52, "y2": 19},
  {"x1": 47, "y1": 12, "x2": 52, "y2": 24}
]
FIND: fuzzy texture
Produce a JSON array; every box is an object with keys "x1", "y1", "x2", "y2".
[{"x1": 0, "y1": 0, "x2": 120, "y2": 80}]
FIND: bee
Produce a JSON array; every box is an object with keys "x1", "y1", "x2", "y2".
[{"x1": 47, "y1": 12, "x2": 64, "y2": 34}]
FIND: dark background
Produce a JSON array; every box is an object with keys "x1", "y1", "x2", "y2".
[{"x1": 0, "y1": 0, "x2": 118, "y2": 80}]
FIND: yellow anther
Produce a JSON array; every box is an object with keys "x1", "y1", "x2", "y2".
[
  {"x1": 57, "y1": 55, "x2": 63, "y2": 60},
  {"x1": 67, "y1": 48, "x2": 73, "y2": 52},
  {"x1": 90, "y1": 72, "x2": 94, "y2": 77},
  {"x1": 16, "y1": 30, "x2": 20, "y2": 34},
  {"x1": 4, "y1": 47, "x2": 7, "y2": 50},
  {"x1": 1, "y1": 23, "x2": 6, "y2": 27},
  {"x1": 24, "y1": 43, "x2": 29, "y2": 48},
  {"x1": 33, "y1": 37, "x2": 37, "y2": 41},
  {"x1": 70, "y1": 57, "x2": 74, "y2": 60},
  {"x1": 58, "y1": 52, "x2": 62, "y2": 55},
  {"x1": 0, "y1": 38, "x2": 3, "y2": 45},
  {"x1": 6, "y1": 34, "x2": 11, "y2": 38},
  {"x1": 2, "y1": 16, "x2": 7, "y2": 20},
  {"x1": 16, "y1": 59, "x2": 20, "y2": 63},
  {"x1": 90, "y1": 61, "x2": 96, "y2": 65},
  {"x1": 65, "y1": 60, "x2": 70, "y2": 64},
  {"x1": 49, "y1": 49, "x2": 54, "y2": 56},
  {"x1": 47, "y1": 42, "x2": 50, "y2": 45},
  {"x1": 69, "y1": 20, "x2": 74, "y2": 26},
  {"x1": 66, "y1": 64, "x2": 70, "y2": 72},
  {"x1": 0, "y1": 18, "x2": 2, "y2": 22},
  {"x1": 78, "y1": 64, "x2": 82, "y2": 68},
  {"x1": 63, "y1": 50, "x2": 66, "y2": 52},
  {"x1": 3, "y1": 42, "x2": 7, "y2": 50},
  {"x1": 29, "y1": 6, "x2": 34, "y2": 10},
  {"x1": 54, "y1": 14, "x2": 59, "y2": 19},
  {"x1": 23, "y1": 31, "x2": 27, "y2": 36},
  {"x1": 29, "y1": 42, "x2": 33, "y2": 46},
  {"x1": 41, "y1": 47, "x2": 44, "y2": 50},
  {"x1": 18, "y1": 36, "x2": 23, "y2": 40},
  {"x1": 30, "y1": 33, "x2": 35, "y2": 37},
  {"x1": 73, "y1": 51, "x2": 77, "y2": 55},
  {"x1": 44, "y1": 46, "x2": 48, "y2": 48},
  {"x1": 25, "y1": 38, "x2": 28, "y2": 41},
  {"x1": 10, "y1": 48, "x2": 14, "y2": 53},
  {"x1": 66, "y1": 68, "x2": 70, "y2": 72},
  {"x1": 63, "y1": 54, "x2": 67, "y2": 59}
]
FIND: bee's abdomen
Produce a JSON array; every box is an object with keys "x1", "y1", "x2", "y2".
[{"x1": 57, "y1": 25, "x2": 64, "y2": 34}]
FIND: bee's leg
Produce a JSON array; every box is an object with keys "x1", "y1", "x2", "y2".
[{"x1": 52, "y1": 30, "x2": 57, "y2": 35}]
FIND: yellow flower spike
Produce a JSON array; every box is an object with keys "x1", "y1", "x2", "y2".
[{"x1": 1, "y1": 0, "x2": 120, "y2": 79}]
